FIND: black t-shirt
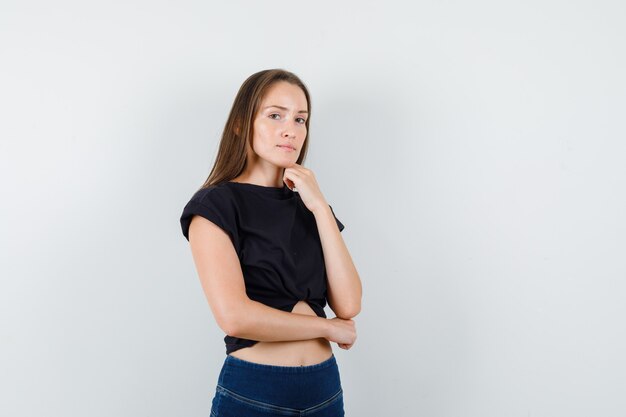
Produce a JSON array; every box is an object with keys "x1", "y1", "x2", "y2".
[{"x1": 180, "y1": 181, "x2": 344, "y2": 355}]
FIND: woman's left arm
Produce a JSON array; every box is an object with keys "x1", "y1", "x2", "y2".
[
  {"x1": 283, "y1": 164, "x2": 362, "y2": 320},
  {"x1": 313, "y1": 205, "x2": 362, "y2": 319}
]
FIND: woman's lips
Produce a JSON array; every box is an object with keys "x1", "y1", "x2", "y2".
[{"x1": 276, "y1": 145, "x2": 295, "y2": 152}]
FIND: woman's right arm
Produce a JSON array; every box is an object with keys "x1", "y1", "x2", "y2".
[{"x1": 188, "y1": 215, "x2": 354, "y2": 344}]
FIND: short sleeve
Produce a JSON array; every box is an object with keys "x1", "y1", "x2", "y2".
[
  {"x1": 328, "y1": 204, "x2": 345, "y2": 232},
  {"x1": 180, "y1": 186, "x2": 240, "y2": 251}
]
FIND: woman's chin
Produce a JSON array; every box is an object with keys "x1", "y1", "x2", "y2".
[{"x1": 271, "y1": 156, "x2": 298, "y2": 168}]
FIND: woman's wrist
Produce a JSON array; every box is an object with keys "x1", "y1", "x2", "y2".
[{"x1": 319, "y1": 316, "x2": 332, "y2": 340}]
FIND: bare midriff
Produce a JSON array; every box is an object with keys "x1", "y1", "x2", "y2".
[{"x1": 228, "y1": 300, "x2": 333, "y2": 367}]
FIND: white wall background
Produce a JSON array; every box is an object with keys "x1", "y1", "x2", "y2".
[{"x1": 1, "y1": 1, "x2": 625, "y2": 416}]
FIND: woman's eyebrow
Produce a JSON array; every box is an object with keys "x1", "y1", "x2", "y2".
[{"x1": 263, "y1": 105, "x2": 308, "y2": 114}]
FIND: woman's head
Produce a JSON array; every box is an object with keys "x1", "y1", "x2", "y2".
[{"x1": 201, "y1": 69, "x2": 311, "y2": 189}]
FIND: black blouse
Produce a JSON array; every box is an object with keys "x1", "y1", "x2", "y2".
[{"x1": 180, "y1": 181, "x2": 345, "y2": 355}]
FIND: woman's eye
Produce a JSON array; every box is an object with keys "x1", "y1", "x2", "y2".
[{"x1": 269, "y1": 113, "x2": 306, "y2": 124}]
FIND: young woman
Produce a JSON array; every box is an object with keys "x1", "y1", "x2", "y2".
[{"x1": 180, "y1": 69, "x2": 362, "y2": 416}]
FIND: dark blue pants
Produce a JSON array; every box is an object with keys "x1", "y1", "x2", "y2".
[{"x1": 210, "y1": 353, "x2": 345, "y2": 416}]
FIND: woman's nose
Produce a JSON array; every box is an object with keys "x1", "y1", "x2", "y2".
[{"x1": 281, "y1": 118, "x2": 302, "y2": 138}]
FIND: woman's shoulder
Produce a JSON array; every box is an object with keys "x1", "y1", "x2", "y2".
[
  {"x1": 180, "y1": 182, "x2": 240, "y2": 243},
  {"x1": 188, "y1": 182, "x2": 235, "y2": 206}
]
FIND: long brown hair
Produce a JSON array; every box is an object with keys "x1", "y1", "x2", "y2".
[{"x1": 198, "y1": 69, "x2": 312, "y2": 191}]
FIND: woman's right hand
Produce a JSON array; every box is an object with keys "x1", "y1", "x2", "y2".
[{"x1": 325, "y1": 317, "x2": 357, "y2": 350}]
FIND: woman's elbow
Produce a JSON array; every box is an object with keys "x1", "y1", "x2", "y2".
[
  {"x1": 214, "y1": 300, "x2": 248, "y2": 336},
  {"x1": 334, "y1": 303, "x2": 361, "y2": 319}
]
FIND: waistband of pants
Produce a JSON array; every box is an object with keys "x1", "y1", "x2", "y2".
[
  {"x1": 217, "y1": 353, "x2": 342, "y2": 410},
  {"x1": 223, "y1": 353, "x2": 337, "y2": 374}
]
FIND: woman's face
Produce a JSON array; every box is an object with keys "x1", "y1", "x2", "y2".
[{"x1": 250, "y1": 81, "x2": 308, "y2": 168}]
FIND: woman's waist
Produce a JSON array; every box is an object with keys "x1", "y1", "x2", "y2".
[
  {"x1": 226, "y1": 299, "x2": 332, "y2": 366},
  {"x1": 228, "y1": 337, "x2": 332, "y2": 366}
]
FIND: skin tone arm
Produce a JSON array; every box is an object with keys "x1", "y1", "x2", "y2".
[
  {"x1": 188, "y1": 215, "x2": 356, "y2": 346},
  {"x1": 313, "y1": 204, "x2": 361, "y2": 318},
  {"x1": 283, "y1": 164, "x2": 363, "y2": 320}
]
